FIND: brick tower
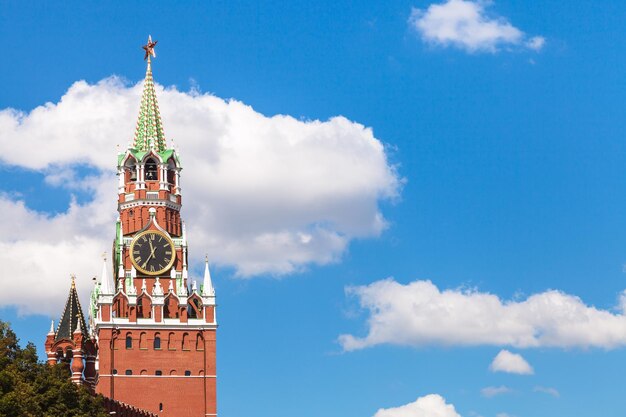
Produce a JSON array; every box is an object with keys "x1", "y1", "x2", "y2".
[
  {"x1": 89, "y1": 36, "x2": 217, "y2": 417},
  {"x1": 45, "y1": 277, "x2": 97, "y2": 389}
]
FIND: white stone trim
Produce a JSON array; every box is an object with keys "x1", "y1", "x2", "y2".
[
  {"x1": 119, "y1": 200, "x2": 181, "y2": 211},
  {"x1": 93, "y1": 320, "x2": 217, "y2": 330}
]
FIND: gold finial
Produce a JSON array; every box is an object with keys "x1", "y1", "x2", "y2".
[
  {"x1": 205, "y1": 253, "x2": 209, "y2": 263},
  {"x1": 70, "y1": 274, "x2": 76, "y2": 288},
  {"x1": 142, "y1": 35, "x2": 158, "y2": 61}
]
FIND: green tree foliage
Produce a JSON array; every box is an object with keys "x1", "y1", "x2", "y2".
[{"x1": 0, "y1": 321, "x2": 108, "y2": 417}]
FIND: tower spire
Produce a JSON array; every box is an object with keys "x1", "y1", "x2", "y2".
[
  {"x1": 133, "y1": 35, "x2": 167, "y2": 152},
  {"x1": 99, "y1": 253, "x2": 114, "y2": 295},
  {"x1": 55, "y1": 277, "x2": 88, "y2": 342},
  {"x1": 202, "y1": 255, "x2": 215, "y2": 297}
]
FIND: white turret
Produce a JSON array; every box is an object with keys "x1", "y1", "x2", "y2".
[
  {"x1": 100, "y1": 254, "x2": 115, "y2": 295},
  {"x1": 153, "y1": 277, "x2": 164, "y2": 296},
  {"x1": 202, "y1": 257, "x2": 215, "y2": 297}
]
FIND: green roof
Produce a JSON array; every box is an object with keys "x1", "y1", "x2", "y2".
[
  {"x1": 117, "y1": 148, "x2": 181, "y2": 167},
  {"x1": 133, "y1": 56, "x2": 167, "y2": 152},
  {"x1": 117, "y1": 54, "x2": 183, "y2": 168}
]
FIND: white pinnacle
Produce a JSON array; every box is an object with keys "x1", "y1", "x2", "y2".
[
  {"x1": 74, "y1": 317, "x2": 83, "y2": 334},
  {"x1": 48, "y1": 320, "x2": 55, "y2": 334},
  {"x1": 202, "y1": 257, "x2": 215, "y2": 297},
  {"x1": 153, "y1": 277, "x2": 163, "y2": 296},
  {"x1": 100, "y1": 254, "x2": 115, "y2": 295}
]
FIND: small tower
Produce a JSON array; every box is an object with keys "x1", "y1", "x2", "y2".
[
  {"x1": 90, "y1": 36, "x2": 218, "y2": 417},
  {"x1": 44, "y1": 276, "x2": 96, "y2": 390}
]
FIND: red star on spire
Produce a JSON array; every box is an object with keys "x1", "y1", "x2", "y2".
[{"x1": 142, "y1": 35, "x2": 158, "y2": 60}]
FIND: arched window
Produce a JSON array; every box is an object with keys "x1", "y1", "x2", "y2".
[
  {"x1": 182, "y1": 333, "x2": 189, "y2": 350},
  {"x1": 113, "y1": 294, "x2": 129, "y2": 318},
  {"x1": 188, "y1": 296, "x2": 203, "y2": 319},
  {"x1": 124, "y1": 158, "x2": 137, "y2": 182},
  {"x1": 145, "y1": 158, "x2": 158, "y2": 181},
  {"x1": 125, "y1": 369, "x2": 132, "y2": 375},
  {"x1": 184, "y1": 370, "x2": 191, "y2": 376},
  {"x1": 164, "y1": 294, "x2": 179, "y2": 319},
  {"x1": 196, "y1": 333, "x2": 204, "y2": 351},
  {"x1": 168, "y1": 332, "x2": 175, "y2": 350},
  {"x1": 155, "y1": 370, "x2": 162, "y2": 376},
  {"x1": 159, "y1": 403, "x2": 163, "y2": 412},
  {"x1": 167, "y1": 159, "x2": 176, "y2": 184},
  {"x1": 170, "y1": 370, "x2": 177, "y2": 375},
  {"x1": 137, "y1": 294, "x2": 152, "y2": 319},
  {"x1": 139, "y1": 332, "x2": 147, "y2": 350},
  {"x1": 154, "y1": 333, "x2": 161, "y2": 349},
  {"x1": 125, "y1": 333, "x2": 132, "y2": 349},
  {"x1": 56, "y1": 348, "x2": 64, "y2": 364}
]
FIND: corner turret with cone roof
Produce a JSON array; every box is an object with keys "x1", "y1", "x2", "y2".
[
  {"x1": 44, "y1": 276, "x2": 97, "y2": 391},
  {"x1": 89, "y1": 36, "x2": 218, "y2": 417}
]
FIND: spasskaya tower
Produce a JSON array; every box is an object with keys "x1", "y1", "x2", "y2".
[{"x1": 88, "y1": 36, "x2": 218, "y2": 417}]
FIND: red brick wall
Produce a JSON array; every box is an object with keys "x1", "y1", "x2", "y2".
[{"x1": 96, "y1": 328, "x2": 216, "y2": 417}]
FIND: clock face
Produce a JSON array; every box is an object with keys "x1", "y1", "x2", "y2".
[{"x1": 130, "y1": 230, "x2": 176, "y2": 275}]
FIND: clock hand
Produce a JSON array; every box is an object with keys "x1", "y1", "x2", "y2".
[
  {"x1": 142, "y1": 249, "x2": 156, "y2": 269},
  {"x1": 146, "y1": 239, "x2": 157, "y2": 259}
]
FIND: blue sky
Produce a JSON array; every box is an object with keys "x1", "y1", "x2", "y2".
[{"x1": 2, "y1": 1, "x2": 626, "y2": 416}]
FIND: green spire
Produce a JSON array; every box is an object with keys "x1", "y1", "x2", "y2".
[{"x1": 133, "y1": 36, "x2": 167, "y2": 152}]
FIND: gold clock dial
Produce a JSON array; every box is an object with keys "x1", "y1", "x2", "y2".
[{"x1": 130, "y1": 230, "x2": 176, "y2": 275}]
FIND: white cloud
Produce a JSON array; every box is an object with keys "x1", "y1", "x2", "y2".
[
  {"x1": 373, "y1": 394, "x2": 461, "y2": 417},
  {"x1": 481, "y1": 386, "x2": 513, "y2": 398},
  {"x1": 339, "y1": 279, "x2": 626, "y2": 351},
  {"x1": 489, "y1": 350, "x2": 533, "y2": 375},
  {"x1": 0, "y1": 77, "x2": 401, "y2": 315},
  {"x1": 527, "y1": 36, "x2": 546, "y2": 51},
  {"x1": 409, "y1": 0, "x2": 545, "y2": 53},
  {"x1": 496, "y1": 414, "x2": 514, "y2": 417},
  {"x1": 533, "y1": 386, "x2": 560, "y2": 398}
]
